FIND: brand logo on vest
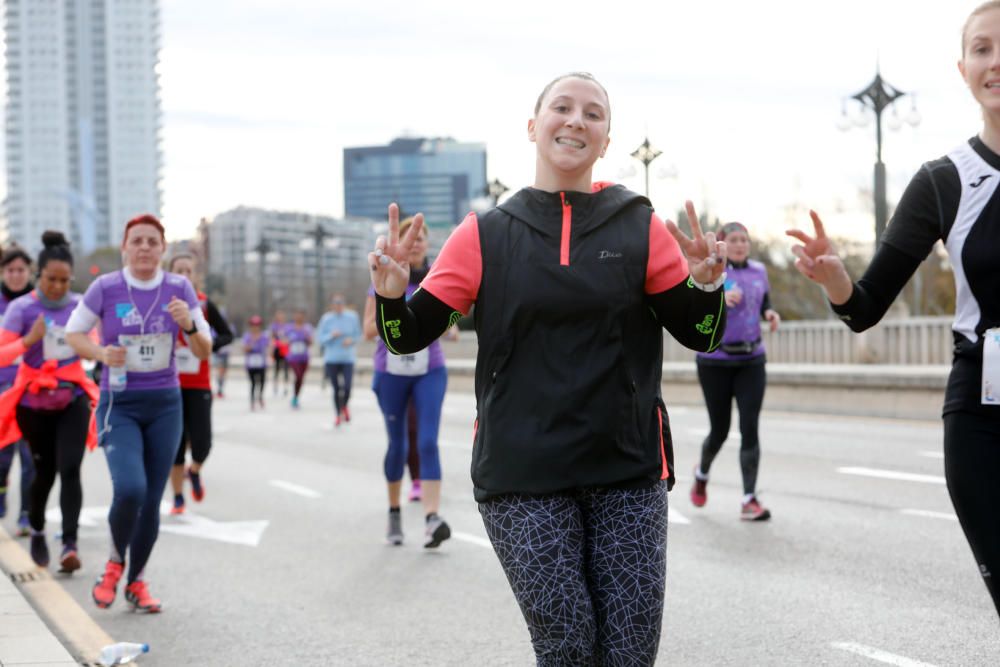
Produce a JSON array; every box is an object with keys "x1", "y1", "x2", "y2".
[
  {"x1": 695, "y1": 314, "x2": 715, "y2": 335},
  {"x1": 598, "y1": 250, "x2": 622, "y2": 260},
  {"x1": 971, "y1": 175, "x2": 992, "y2": 188}
]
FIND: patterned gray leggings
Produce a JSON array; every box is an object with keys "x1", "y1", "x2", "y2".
[{"x1": 479, "y1": 481, "x2": 668, "y2": 667}]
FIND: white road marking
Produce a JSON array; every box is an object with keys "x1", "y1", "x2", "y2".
[
  {"x1": 831, "y1": 642, "x2": 938, "y2": 666},
  {"x1": 836, "y1": 467, "x2": 945, "y2": 485},
  {"x1": 918, "y1": 451, "x2": 944, "y2": 460},
  {"x1": 669, "y1": 508, "x2": 691, "y2": 525},
  {"x1": 269, "y1": 479, "x2": 322, "y2": 499},
  {"x1": 48, "y1": 505, "x2": 269, "y2": 546},
  {"x1": 453, "y1": 531, "x2": 492, "y2": 549},
  {"x1": 900, "y1": 509, "x2": 957, "y2": 522}
]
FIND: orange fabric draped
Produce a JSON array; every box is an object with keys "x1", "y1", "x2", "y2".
[{"x1": 0, "y1": 359, "x2": 100, "y2": 450}]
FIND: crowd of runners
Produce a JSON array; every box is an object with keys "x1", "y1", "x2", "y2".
[{"x1": 0, "y1": 3, "x2": 996, "y2": 664}]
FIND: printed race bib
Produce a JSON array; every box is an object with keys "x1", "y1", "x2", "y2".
[
  {"x1": 386, "y1": 349, "x2": 429, "y2": 376},
  {"x1": 982, "y1": 328, "x2": 1000, "y2": 405},
  {"x1": 43, "y1": 325, "x2": 75, "y2": 361},
  {"x1": 290, "y1": 341, "x2": 307, "y2": 356},
  {"x1": 119, "y1": 333, "x2": 173, "y2": 373},
  {"x1": 175, "y1": 346, "x2": 201, "y2": 374},
  {"x1": 247, "y1": 353, "x2": 266, "y2": 369}
]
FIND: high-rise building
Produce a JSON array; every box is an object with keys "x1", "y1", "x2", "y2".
[
  {"x1": 343, "y1": 137, "x2": 487, "y2": 229},
  {"x1": 3, "y1": 0, "x2": 163, "y2": 254}
]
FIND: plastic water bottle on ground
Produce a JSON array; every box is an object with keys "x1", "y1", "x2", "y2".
[
  {"x1": 98, "y1": 642, "x2": 149, "y2": 665},
  {"x1": 108, "y1": 364, "x2": 127, "y2": 392}
]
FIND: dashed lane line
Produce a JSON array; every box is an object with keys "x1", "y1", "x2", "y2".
[
  {"x1": 900, "y1": 509, "x2": 957, "y2": 522},
  {"x1": 269, "y1": 480, "x2": 322, "y2": 499},
  {"x1": 831, "y1": 642, "x2": 938, "y2": 666},
  {"x1": 836, "y1": 467, "x2": 945, "y2": 485}
]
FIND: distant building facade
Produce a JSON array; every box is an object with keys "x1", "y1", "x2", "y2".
[
  {"x1": 205, "y1": 207, "x2": 375, "y2": 320},
  {"x1": 343, "y1": 137, "x2": 487, "y2": 229}
]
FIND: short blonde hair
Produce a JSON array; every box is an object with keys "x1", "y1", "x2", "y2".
[{"x1": 963, "y1": 1, "x2": 1000, "y2": 54}]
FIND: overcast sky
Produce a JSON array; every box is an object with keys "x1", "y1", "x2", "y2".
[{"x1": 3, "y1": 0, "x2": 993, "y2": 242}]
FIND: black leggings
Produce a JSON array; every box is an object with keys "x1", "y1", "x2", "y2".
[
  {"x1": 273, "y1": 354, "x2": 288, "y2": 386},
  {"x1": 943, "y1": 411, "x2": 1000, "y2": 617},
  {"x1": 248, "y1": 368, "x2": 266, "y2": 404},
  {"x1": 175, "y1": 388, "x2": 212, "y2": 466},
  {"x1": 16, "y1": 395, "x2": 90, "y2": 543},
  {"x1": 696, "y1": 360, "x2": 766, "y2": 495},
  {"x1": 325, "y1": 363, "x2": 354, "y2": 413},
  {"x1": 479, "y1": 482, "x2": 667, "y2": 666}
]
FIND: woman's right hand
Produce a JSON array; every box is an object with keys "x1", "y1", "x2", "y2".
[
  {"x1": 724, "y1": 288, "x2": 742, "y2": 308},
  {"x1": 23, "y1": 314, "x2": 47, "y2": 347},
  {"x1": 103, "y1": 345, "x2": 126, "y2": 368},
  {"x1": 368, "y1": 203, "x2": 424, "y2": 299},
  {"x1": 786, "y1": 210, "x2": 854, "y2": 305}
]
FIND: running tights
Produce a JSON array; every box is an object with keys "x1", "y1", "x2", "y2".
[
  {"x1": 16, "y1": 396, "x2": 89, "y2": 542},
  {"x1": 175, "y1": 388, "x2": 212, "y2": 466},
  {"x1": 289, "y1": 360, "x2": 308, "y2": 398},
  {"x1": 325, "y1": 363, "x2": 354, "y2": 414},
  {"x1": 696, "y1": 361, "x2": 766, "y2": 495},
  {"x1": 0, "y1": 439, "x2": 33, "y2": 516},
  {"x1": 97, "y1": 388, "x2": 182, "y2": 583},
  {"x1": 374, "y1": 367, "x2": 446, "y2": 481},
  {"x1": 248, "y1": 368, "x2": 266, "y2": 405},
  {"x1": 479, "y1": 482, "x2": 668, "y2": 666},
  {"x1": 944, "y1": 411, "x2": 1000, "y2": 617}
]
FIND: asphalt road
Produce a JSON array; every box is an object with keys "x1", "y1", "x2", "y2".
[{"x1": 4, "y1": 373, "x2": 999, "y2": 666}]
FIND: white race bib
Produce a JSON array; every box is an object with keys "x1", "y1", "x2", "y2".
[
  {"x1": 175, "y1": 346, "x2": 201, "y2": 374},
  {"x1": 290, "y1": 341, "x2": 307, "y2": 356},
  {"x1": 247, "y1": 353, "x2": 266, "y2": 369},
  {"x1": 120, "y1": 333, "x2": 173, "y2": 373},
  {"x1": 43, "y1": 325, "x2": 75, "y2": 361},
  {"x1": 982, "y1": 328, "x2": 1000, "y2": 405},
  {"x1": 386, "y1": 349, "x2": 429, "y2": 376}
]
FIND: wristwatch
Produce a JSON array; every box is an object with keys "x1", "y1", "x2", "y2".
[
  {"x1": 184, "y1": 323, "x2": 198, "y2": 335},
  {"x1": 691, "y1": 271, "x2": 727, "y2": 292}
]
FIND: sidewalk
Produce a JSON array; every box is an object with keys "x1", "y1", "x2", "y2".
[{"x1": 0, "y1": 526, "x2": 79, "y2": 666}]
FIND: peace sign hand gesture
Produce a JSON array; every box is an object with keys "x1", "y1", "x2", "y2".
[
  {"x1": 369, "y1": 203, "x2": 425, "y2": 299},
  {"x1": 785, "y1": 210, "x2": 853, "y2": 305},
  {"x1": 665, "y1": 201, "x2": 727, "y2": 285}
]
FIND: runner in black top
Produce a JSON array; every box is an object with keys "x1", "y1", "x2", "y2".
[
  {"x1": 369, "y1": 72, "x2": 728, "y2": 665},
  {"x1": 787, "y1": 0, "x2": 1000, "y2": 619}
]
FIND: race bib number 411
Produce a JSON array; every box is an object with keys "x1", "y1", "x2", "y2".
[{"x1": 120, "y1": 333, "x2": 173, "y2": 373}]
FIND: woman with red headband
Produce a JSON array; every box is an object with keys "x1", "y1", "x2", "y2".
[
  {"x1": 0, "y1": 231, "x2": 99, "y2": 572},
  {"x1": 690, "y1": 221, "x2": 780, "y2": 521},
  {"x1": 65, "y1": 214, "x2": 212, "y2": 613}
]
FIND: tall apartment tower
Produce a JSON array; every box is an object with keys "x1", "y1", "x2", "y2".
[{"x1": 3, "y1": 0, "x2": 163, "y2": 254}]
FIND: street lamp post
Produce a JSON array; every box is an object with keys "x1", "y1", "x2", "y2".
[
  {"x1": 252, "y1": 238, "x2": 272, "y2": 317},
  {"x1": 630, "y1": 137, "x2": 663, "y2": 198},
  {"x1": 308, "y1": 222, "x2": 333, "y2": 320},
  {"x1": 487, "y1": 178, "x2": 509, "y2": 207},
  {"x1": 839, "y1": 68, "x2": 921, "y2": 243}
]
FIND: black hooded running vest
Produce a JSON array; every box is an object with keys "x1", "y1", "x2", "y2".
[{"x1": 471, "y1": 185, "x2": 675, "y2": 502}]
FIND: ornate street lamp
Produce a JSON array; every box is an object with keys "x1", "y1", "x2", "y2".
[
  {"x1": 630, "y1": 137, "x2": 663, "y2": 198},
  {"x1": 838, "y1": 67, "x2": 921, "y2": 243}
]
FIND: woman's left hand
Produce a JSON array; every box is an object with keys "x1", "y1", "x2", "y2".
[
  {"x1": 764, "y1": 309, "x2": 781, "y2": 332},
  {"x1": 167, "y1": 296, "x2": 193, "y2": 331},
  {"x1": 665, "y1": 201, "x2": 727, "y2": 284}
]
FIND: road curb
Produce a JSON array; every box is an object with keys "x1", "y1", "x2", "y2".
[{"x1": 0, "y1": 524, "x2": 114, "y2": 666}]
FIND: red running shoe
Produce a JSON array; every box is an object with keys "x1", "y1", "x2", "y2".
[
  {"x1": 187, "y1": 468, "x2": 205, "y2": 502},
  {"x1": 342, "y1": 405, "x2": 351, "y2": 422},
  {"x1": 740, "y1": 496, "x2": 772, "y2": 522},
  {"x1": 125, "y1": 580, "x2": 162, "y2": 613},
  {"x1": 58, "y1": 543, "x2": 81, "y2": 574},
  {"x1": 690, "y1": 469, "x2": 708, "y2": 508},
  {"x1": 93, "y1": 560, "x2": 124, "y2": 608}
]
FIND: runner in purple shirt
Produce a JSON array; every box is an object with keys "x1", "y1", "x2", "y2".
[
  {"x1": 691, "y1": 222, "x2": 781, "y2": 521},
  {"x1": 243, "y1": 316, "x2": 270, "y2": 410},
  {"x1": 66, "y1": 214, "x2": 212, "y2": 614},
  {"x1": 285, "y1": 310, "x2": 313, "y2": 409},
  {"x1": 0, "y1": 232, "x2": 88, "y2": 572}
]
